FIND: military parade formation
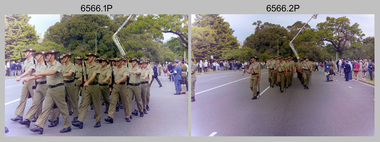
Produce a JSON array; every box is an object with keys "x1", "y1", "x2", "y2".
[
  {"x1": 244, "y1": 55, "x2": 315, "y2": 100},
  {"x1": 9, "y1": 47, "x2": 162, "y2": 134}
]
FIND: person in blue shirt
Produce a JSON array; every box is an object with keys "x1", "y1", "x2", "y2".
[
  {"x1": 151, "y1": 62, "x2": 162, "y2": 87},
  {"x1": 324, "y1": 59, "x2": 330, "y2": 82},
  {"x1": 167, "y1": 62, "x2": 173, "y2": 81},
  {"x1": 344, "y1": 61, "x2": 351, "y2": 81},
  {"x1": 173, "y1": 60, "x2": 182, "y2": 95}
]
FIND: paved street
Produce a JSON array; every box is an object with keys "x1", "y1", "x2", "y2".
[
  {"x1": 4, "y1": 75, "x2": 188, "y2": 136},
  {"x1": 191, "y1": 69, "x2": 374, "y2": 136}
]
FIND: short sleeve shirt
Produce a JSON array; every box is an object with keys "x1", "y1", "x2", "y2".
[
  {"x1": 277, "y1": 62, "x2": 287, "y2": 72},
  {"x1": 114, "y1": 66, "x2": 128, "y2": 82},
  {"x1": 47, "y1": 60, "x2": 63, "y2": 86},
  {"x1": 302, "y1": 61, "x2": 313, "y2": 70},
  {"x1": 36, "y1": 62, "x2": 48, "y2": 82},
  {"x1": 23, "y1": 57, "x2": 36, "y2": 77},
  {"x1": 248, "y1": 62, "x2": 260, "y2": 75},
  {"x1": 75, "y1": 65, "x2": 82, "y2": 79},
  {"x1": 63, "y1": 63, "x2": 75, "y2": 81},
  {"x1": 99, "y1": 67, "x2": 111, "y2": 84},
  {"x1": 140, "y1": 68, "x2": 149, "y2": 82},
  {"x1": 85, "y1": 62, "x2": 101, "y2": 84},
  {"x1": 128, "y1": 66, "x2": 141, "y2": 84}
]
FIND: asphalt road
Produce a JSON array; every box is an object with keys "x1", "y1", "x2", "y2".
[
  {"x1": 191, "y1": 69, "x2": 374, "y2": 136},
  {"x1": 4, "y1": 75, "x2": 188, "y2": 136}
]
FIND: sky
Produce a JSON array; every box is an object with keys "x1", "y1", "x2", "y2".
[
  {"x1": 28, "y1": 14, "x2": 374, "y2": 44},
  {"x1": 27, "y1": 14, "x2": 176, "y2": 42},
  {"x1": 213, "y1": 14, "x2": 374, "y2": 42}
]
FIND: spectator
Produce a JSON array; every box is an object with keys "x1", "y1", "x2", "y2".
[
  {"x1": 6, "y1": 61, "x2": 10, "y2": 76},
  {"x1": 344, "y1": 61, "x2": 351, "y2": 81},
  {"x1": 362, "y1": 59, "x2": 368, "y2": 80},
  {"x1": 368, "y1": 60, "x2": 375, "y2": 81},
  {"x1": 353, "y1": 60, "x2": 360, "y2": 81},
  {"x1": 17, "y1": 61, "x2": 22, "y2": 76}
]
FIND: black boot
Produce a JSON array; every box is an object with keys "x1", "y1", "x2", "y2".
[
  {"x1": 69, "y1": 111, "x2": 73, "y2": 116},
  {"x1": 125, "y1": 118, "x2": 131, "y2": 122},
  {"x1": 11, "y1": 115, "x2": 23, "y2": 122},
  {"x1": 104, "y1": 117, "x2": 113, "y2": 124},
  {"x1": 140, "y1": 111, "x2": 144, "y2": 117},
  {"x1": 29, "y1": 125, "x2": 43, "y2": 134},
  {"x1": 94, "y1": 121, "x2": 101, "y2": 128},
  {"x1": 143, "y1": 109, "x2": 148, "y2": 114},
  {"x1": 133, "y1": 110, "x2": 138, "y2": 116},
  {"x1": 191, "y1": 97, "x2": 196, "y2": 102},
  {"x1": 32, "y1": 117, "x2": 38, "y2": 122},
  {"x1": 115, "y1": 106, "x2": 119, "y2": 112},
  {"x1": 60, "y1": 127, "x2": 71, "y2": 133},
  {"x1": 146, "y1": 105, "x2": 150, "y2": 111},
  {"x1": 19, "y1": 119, "x2": 31, "y2": 127},
  {"x1": 72, "y1": 121, "x2": 83, "y2": 129}
]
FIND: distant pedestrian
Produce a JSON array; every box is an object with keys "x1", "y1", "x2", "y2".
[
  {"x1": 368, "y1": 60, "x2": 374, "y2": 81},
  {"x1": 151, "y1": 62, "x2": 162, "y2": 87},
  {"x1": 173, "y1": 60, "x2": 182, "y2": 95},
  {"x1": 344, "y1": 61, "x2": 351, "y2": 81}
]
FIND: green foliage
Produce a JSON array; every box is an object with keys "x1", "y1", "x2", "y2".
[
  {"x1": 192, "y1": 14, "x2": 239, "y2": 62},
  {"x1": 315, "y1": 16, "x2": 365, "y2": 59},
  {"x1": 5, "y1": 14, "x2": 39, "y2": 62}
]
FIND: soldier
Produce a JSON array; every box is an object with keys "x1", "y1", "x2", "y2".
[
  {"x1": 329, "y1": 59, "x2": 336, "y2": 81},
  {"x1": 126, "y1": 57, "x2": 144, "y2": 120},
  {"x1": 104, "y1": 57, "x2": 129, "y2": 123},
  {"x1": 19, "y1": 50, "x2": 48, "y2": 128},
  {"x1": 97, "y1": 55, "x2": 111, "y2": 114},
  {"x1": 180, "y1": 59, "x2": 188, "y2": 93},
  {"x1": 72, "y1": 51, "x2": 102, "y2": 129},
  {"x1": 302, "y1": 56, "x2": 313, "y2": 89},
  {"x1": 61, "y1": 52, "x2": 79, "y2": 123},
  {"x1": 11, "y1": 47, "x2": 36, "y2": 122},
  {"x1": 288, "y1": 57, "x2": 295, "y2": 87},
  {"x1": 146, "y1": 58, "x2": 154, "y2": 111},
  {"x1": 297, "y1": 58, "x2": 304, "y2": 85},
  {"x1": 266, "y1": 56, "x2": 275, "y2": 88},
  {"x1": 284, "y1": 57, "x2": 290, "y2": 88},
  {"x1": 29, "y1": 49, "x2": 71, "y2": 134},
  {"x1": 140, "y1": 59, "x2": 150, "y2": 114},
  {"x1": 277, "y1": 57, "x2": 287, "y2": 93},
  {"x1": 245, "y1": 56, "x2": 260, "y2": 99},
  {"x1": 191, "y1": 58, "x2": 197, "y2": 102},
  {"x1": 275, "y1": 56, "x2": 280, "y2": 86}
]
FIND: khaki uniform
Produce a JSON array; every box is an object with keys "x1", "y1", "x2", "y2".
[
  {"x1": 74, "y1": 65, "x2": 82, "y2": 103},
  {"x1": 289, "y1": 60, "x2": 295, "y2": 85},
  {"x1": 63, "y1": 62, "x2": 78, "y2": 118},
  {"x1": 266, "y1": 60, "x2": 276, "y2": 87},
  {"x1": 99, "y1": 66, "x2": 111, "y2": 112},
  {"x1": 191, "y1": 63, "x2": 197, "y2": 98},
  {"x1": 285, "y1": 61, "x2": 291, "y2": 88},
  {"x1": 34, "y1": 60, "x2": 71, "y2": 129},
  {"x1": 127, "y1": 66, "x2": 142, "y2": 117},
  {"x1": 15, "y1": 57, "x2": 36, "y2": 117},
  {"x1": 108, "y1": 66, "x2": 128, "y2": 119},
  {"x1": 275, "y1": 59, "x2": 280, "y2": 85},
  {"x1": 24, "y1": 62, "x2": 48, "y2": 121},
  {"x1": 302, "y1": 61, "x2": 313, "y2": 87},
  {"x1": 248, "y1": 62, "x2": 260, "y2": 97},
  {"x1": 277, "y1": 61, "x2": 287, "y2": 91},
  {"x1": 138, "y1": 67, "x2": 149, "y2": 111},
  {"x1": 146, "y1": 65, "x2": 153, "y2": 107},
  {"x1": 77, "y1": 62, "x2": 102, "y2": 123}
]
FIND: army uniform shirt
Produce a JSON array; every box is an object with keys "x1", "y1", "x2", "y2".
[
  {"x1": 267, "y1": 60, "x2": 276, "y2": 70},
  {"x1": 99, "y1": 66, "x2": 111, "y2": 84},
  {"x1": 248, "y1": 62, "x2": 260, "y2": 75},
  {"x1": 47, "y1": 60, "x2": 64, "y2": 86},
  {"x1": 35, "y1": 62, "x2": 48, "y2": 82},
  {"x1": 302, "y1": 61, "x2": 313, "y2": 70},
  {"x1": 114, "y1": 66, "x2": 128, "y2": 82},
  {"x1": 23, "y1": 57, "x2": 36, "y2": 77},
  {"x1": 128, "y1": 66, "x2": 141, "y2": 84},
  {"x1": 75, "y1": 65, "x2": 83, "y2": 79},
  {"x1": 85, "y1": 62, "x2": 101, "y2": 83},
  {"x1": 140, "y1": 67, "x2": 149, "y2": 82},
  {"x1": 63, "y1": 63, "x2": 75, "y2": 81},
  {"x1": 277, "y1": 62, "x2": 287, "y2": 73}
]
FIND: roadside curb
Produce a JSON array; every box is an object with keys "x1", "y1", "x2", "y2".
[{"x1": 358, "y1": 79, "x2": 374, "y2": 86}]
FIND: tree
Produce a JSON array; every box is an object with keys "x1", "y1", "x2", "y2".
[
  {"x1": 315, "y1": 16, "x2": 365, "y2": 59},
  {"x1": 5, "y1": 14, "x2": 39, "y2": 61},
  {"x1": 192, "y1": 14, "x2": 239, "y2": 61},
  {"x1": 191, "y1": 26, "x2": 217, "y2": 61}
]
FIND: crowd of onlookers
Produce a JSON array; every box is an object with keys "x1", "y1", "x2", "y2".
[
  {"x1": 5, "y1": 61, "x2": 24, "y2": 77},
  {"x1": 191, "y1": 58, "x2": 375, "y2": 82}
]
